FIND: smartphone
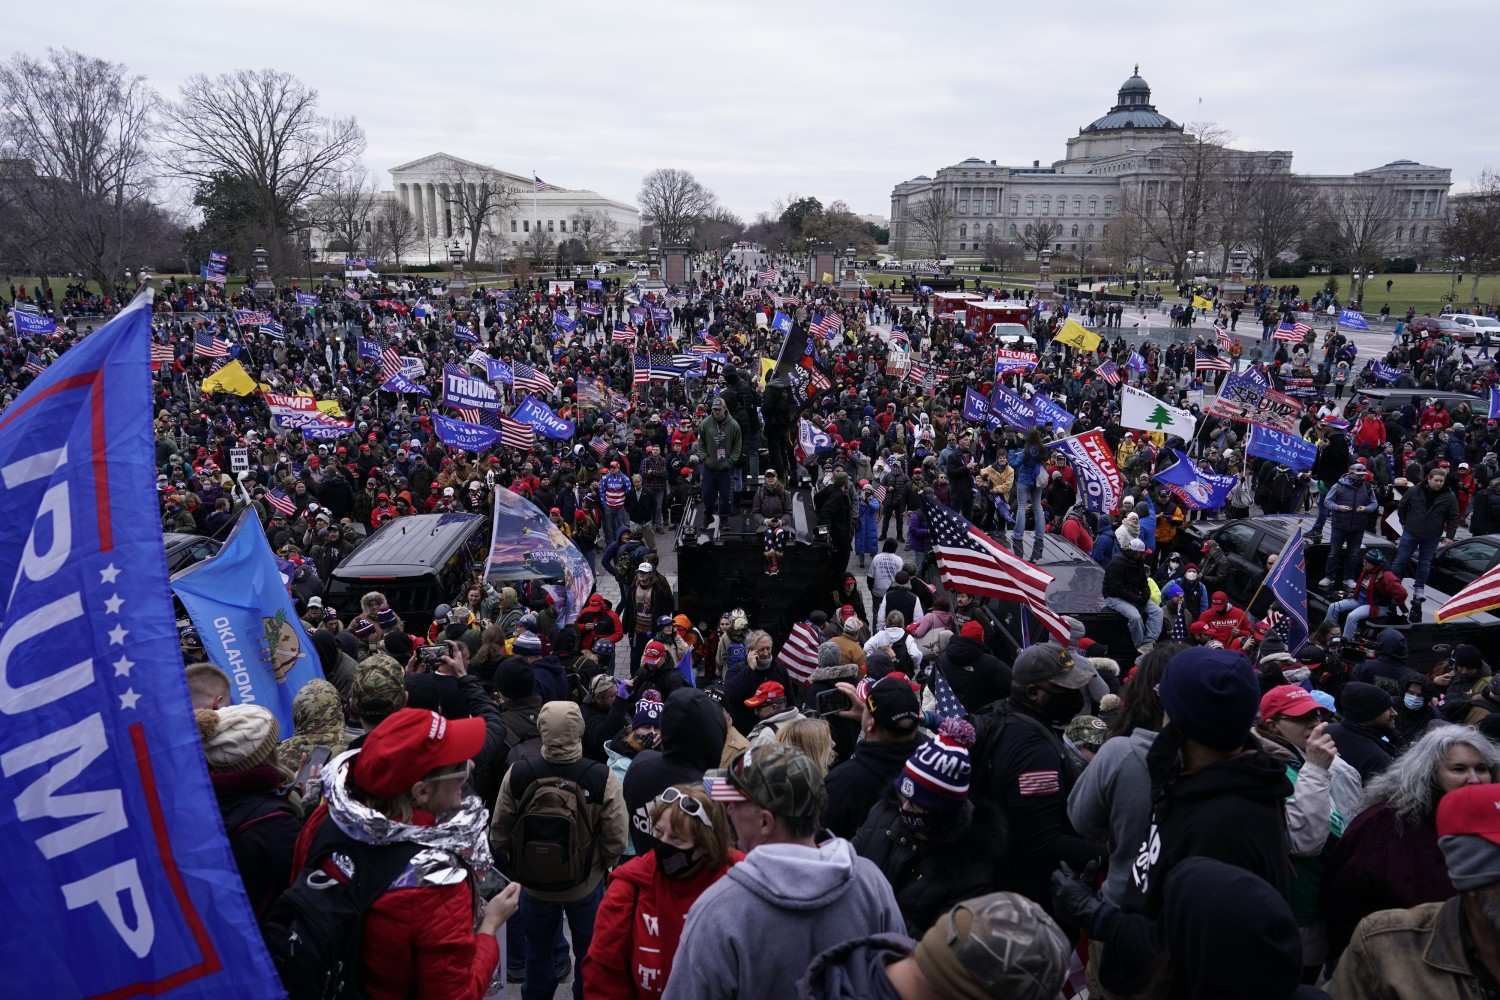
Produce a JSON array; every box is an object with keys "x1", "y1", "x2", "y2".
[
  {"x1": 815, "y1": 688, "x2": 852, "y2": 717},
  {"x1": 294, "y1": 745, "x2": 332, "y2": 792},
  {"x1": 418, "y1": 642, "x2": 450, "y2": 669}
]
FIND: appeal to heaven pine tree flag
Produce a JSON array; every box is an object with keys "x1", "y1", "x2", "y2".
[{"x1": 1121, "y1": 384, "x2": 1197, "y2": 439}]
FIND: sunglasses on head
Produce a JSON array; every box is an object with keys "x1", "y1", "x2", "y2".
[{"x1": 654, "y1": 786, "x2": 713, "y2": 829}]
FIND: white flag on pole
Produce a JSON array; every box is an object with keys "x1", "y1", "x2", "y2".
[{"x1": 1121, "y1": 384, "x2": 1197, "y2": 439}]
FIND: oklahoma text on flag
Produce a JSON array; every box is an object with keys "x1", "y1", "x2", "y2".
[{"x1": 0, "y1": 290, "x2": 283, "y2": 996}]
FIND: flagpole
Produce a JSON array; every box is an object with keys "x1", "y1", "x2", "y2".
[{"x1": 1244, "y1": 525, "x2": 1298, "y2": 618}]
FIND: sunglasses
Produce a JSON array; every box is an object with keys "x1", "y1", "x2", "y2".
[{"x1": 654, "y1": 786, "x2": 713, "y2": 829}]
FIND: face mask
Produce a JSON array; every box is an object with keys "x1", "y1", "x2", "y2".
[
  {"x1": 653, "y1": 841, "x2": 701, "y2": 879},
  {"x1": 1185, "y1": 572, "x2": 1198, "y2": 582},
  {"x1": 1041, "y1": 687, "x2": 1086, "y2": 726},
  {"x1": 899, "y1": 806, "x2": 932, "y2": 836},
  {"x1": 1403, "y1": 693, "x2": 1424, "y2": 711}
]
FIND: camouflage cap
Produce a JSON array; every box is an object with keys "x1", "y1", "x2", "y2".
[
  {"x1": 704, "y1": 742, "x2": 825, "y2": 820},
  {"x1": 914, "y1": 892, "x2": 1070, "y2": 1000},
  {"x1": 1064, "y1": 715, "x2": 1109, "y2": 753},
  {"x1": 351, "y1": 652, "x2": 406, "y2": 720}
]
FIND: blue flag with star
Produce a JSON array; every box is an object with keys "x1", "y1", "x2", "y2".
[
  {"x1": 0, "y1": 290, "x2": 282, "y2": 996},
  {"x1": 171, "y1": 508, "x2": 321, "y2": 734},
  {"x1": 1265, "y1": 527, "x2": 1309, "y2": 651}
]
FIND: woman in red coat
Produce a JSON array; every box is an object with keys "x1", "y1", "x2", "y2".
[
  {"x1": 584, "y1": 783, "x2": 742, "y2": 999},
  {"x1": 294, "y1": 707, "x2": 522, "y2": 1000}
]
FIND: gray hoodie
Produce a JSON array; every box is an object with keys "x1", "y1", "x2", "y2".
[
  {"x1": 1067, "y1": 728, "x2": 1157, "y2": 906},
  {"x1": 663, "y1": 837, "x2": 905, "y2": 1000}
]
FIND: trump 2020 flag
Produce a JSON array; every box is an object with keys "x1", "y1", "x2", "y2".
[
  {"x1": 1152, "y1": 449, "x2": 1237, "y2": 510},
  {"x1": 1266, "y1": 528, "x2": 1309, "y2": 651},
  {"x1": 0, "y1": 289, "x2": 282, "y2": 997},
  {"x1": 1338, "y1": 309, "x2": 1369, "y2": 331},
  {"x1": 171, "y1": 508, "x2": 321, "y2": 735}
]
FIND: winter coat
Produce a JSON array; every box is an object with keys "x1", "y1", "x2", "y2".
[
  {"x1": 851, "y1": 798, "x2": 1006, "y2": 935},
  {"x1": 855, "y1": 496, "x2": 881, "y2": 554},
  {"x1": 1325, "y1": 475, "x2": 1378, "y2": 531},
  {"x1": 1330, "y1": 897, "x2": 1488, "y2": 1000},
  {"x1": 1469, "y1": 486, "x2": 1500, "y2": 535},
  {"x1": 619, "y1": 574, "x2": 675, "y2": 637},
  {"x1": 694, "y1": 414, "x2": 742, "y2": 472},
  {"x1": 797, "y1": 934, "x2": 912, "y2": 1000},
  {"x1": 823, "y1": 739, "x2": 917, "y2": 840},
  {"x1": 1327, "y1": 721, "x2": 1397, "y2": 783},
  {"x1": 1133, "y1": 740, "x2": 1294, "y2": 916},
  {"x1": 621, "y1": 689, "x2": 728, "y2": 855},
  {"x1": 1396, "y1": 484, "x2": 1459, "y2": 540},
  {"x1": 1322, "y1": 802, "x2": 1455, "y2": 961},
  {"x1": 1103, "y1": 553, "x2": 1150, "y2": 607},
  {"x1": 1066, "y1": 728, "x2": 1157, "y2": 907},
  {"x1": 932, "y1": 635, "x2": 1010, "y2": 712},
  {"x1": 583, "y1": 848, "x2": 743, "y2": 1000},
  {"x1": 661, "y1": 838, "x2": 906, "y2": 1000},
  {"x1": 722, "y1": 661, "x2": 790, "y2": 736},
  {"x1": 213, "y1": 767, "x2": 300, "y2": 920}
]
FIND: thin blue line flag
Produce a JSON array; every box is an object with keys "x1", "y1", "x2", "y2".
[
  {"x1": 171, "y1": 508, "x2": 321, "y2": 735},
  {"x1": 0, "y1": 290, "x2": 282, "y2": 996}
]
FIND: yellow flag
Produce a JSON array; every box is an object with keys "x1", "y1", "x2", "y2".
[
  {"x1": 759, "y1": 357, "x2": 775, "y2": 388},
  {"x1": 1192, "y1": 294, "x2": 1215, "y2": 312},
  {"x1": 1053, "y1": 319, "x2": 1101, "y2": 352},
  {"x1": 316, "y1": 399, "x2": 345, "y2": 418},
  {"x1": 821, "y1": 272, "x2": 833, "y2": 283},
  {"x1": 200, "y1": 359, "x2": 257, "y2": 396}
]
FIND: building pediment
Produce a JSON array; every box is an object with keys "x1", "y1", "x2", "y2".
[{"x1": 390, "y1": 152, "x2": 539, "y2": 189}]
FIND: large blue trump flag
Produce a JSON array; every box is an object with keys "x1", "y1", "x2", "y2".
[
  {"x1": 1266, "y1": 527, "x2": 1310, "y2": 651},
  {"x1": 0, "y1": 290, "x2": 281, "y2": 996},
  {"x1": 172, "y1": 509, "x2": 320, "y2": 735}
]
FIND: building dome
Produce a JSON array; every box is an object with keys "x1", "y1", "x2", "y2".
[{"x1": 1081, "y1": 65, "x2": 1181, "y2": 133}]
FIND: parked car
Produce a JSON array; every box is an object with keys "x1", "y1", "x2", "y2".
[
  {"x1": 1421, "y1": 535, "x2": 1500, "y2": 598},
  {"x1": 163, "y1": 532, "x2": 222, "y2": 574},
  {"x1": 325, "y1": 513, "x2": 490, "y2": 634},
  {"x1": 1342, "y1": 387, "x2": 1484, "y2": 418},
  {"x1": 1445, "y1": 314, "x2": 1500, "y2": 343},
  {"x1": 1183, "y1": 515, "x2": 1500, "y2": 670}
]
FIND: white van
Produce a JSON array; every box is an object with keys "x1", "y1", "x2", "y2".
[{"x1": 1446, "y1": 314, "x2": 1500, "y2": 343}]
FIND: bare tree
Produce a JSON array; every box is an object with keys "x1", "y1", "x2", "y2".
[
  {"x1": 907, "y1": 188, "x2": 957, "y2": 258},
  {"x1": 982, "y1": 234, "x2": 1024, "y2": 279},
  {"x1": 1100, "y1": 195, "x2": 1149, "y2": 278},
  {"x1": 804, "y1": 200, "x2": 876, "y2": 255},
  {"x1": 440, "y1": 163, "x2": 518, "y2": 263},
  {"x1": 1322, "y1": 182, "x2": 1400, "y2": 306},
  {"x1": 1206, "y1": 153, "x2": 1265, "y2": 274},
  {"x1": 638, "y1": 168, "x2": 715, "y2": 245},
  {"x1": 309, "y1": 168, "x2": 376, "y2": 255},
  {"x1": 477, "y1": 225, "x2": 509, "y2": 275},
  {"x1": 160, "y1": 69, "x2": 364, "y2": 262},
  {"x1": 521, "y1": 225, "x2": 556, "y2": 262},
  {"x1": 1126, "y1": 123, "x2": 1229, "y2": 280},
  {"x1": 691, "y1": 205, "x2": 745, "y2": 252},
  {"x1": 571, "y1": 208, "x2": 622, "y2": 256},
  {"x1": 0, "y1": 48, "x2": 158, "y2": 291},
  {"x1": 1246, "y1": 174, "x2": 1313, "y2": 279},
  {"x1": 1442, "y1": 171, "x2": 1500, "y2": 305},
  {"x1": 1022, "y1": 219, "x2": 1064, "y2": 260},
  {"x1": 371, "y1": 199, "x2": 419, "y2": 269}
]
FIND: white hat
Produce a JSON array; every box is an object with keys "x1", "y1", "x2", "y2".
[
  {"x1": 307, "y1": 595, "x2": 323, "y2": 609},
  {"x1": 1128, "y1": 538, "x2": 1146, "y2": 552},
  {"x1": 637, "y1": 562, "x2": 654, "y2": 574},
  {"x1": 442, "y1": 486, "x2": 455, "y2": 497}
]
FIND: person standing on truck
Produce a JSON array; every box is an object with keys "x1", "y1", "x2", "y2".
[{"x1": 693, "y1": 397, "x2": 742, "y2": 539}]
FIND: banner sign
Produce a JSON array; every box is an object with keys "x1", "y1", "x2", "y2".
[
  {"x1": 1281, "y1": 376, "x2": 1317, "y2": 399},
  {"x1": 294, "y1": 292, "x2": 318, "y2": 308},
  {"x1": 512, "y1": 395, "x2": 575, "y2": 439},
  {"x1": 1153, "y1": 449, "x2": 1238, "y2": 510},
  {"x1": 1030, "y1": 394, "x2": 1076, "y2": 435},
  {"x1": 1370, "y1": 361, "x2": 1404, "y2": 383},
  {"x1": 1048, "y1": 430, "x2": 1124, "y2": 515},
  {"x1": 433, "y1": 413, "x2": 502, "y2": 452},
  {"x1": 1247, "y1": 425, "x2": 1316, "y2": 472},
  {"x1": 12, "y1": 310, "x2": 57, "y2": 336},
  {"x1": 442, "y1": 370, "x2": 500, "y2": 411},
  {"x1": 484, "y1": 486, "x2": 593, "y2": 624},
  {"x1": 986, "y1": 384, "x2": 1037, "y2": 431},
  {"x1": 0, "y1": 291, "x2": 283, "y2": 996},
  {"x1": 1121, "y1": 384, "x2": 1196, "y2": 439},
  {"x1": 233, "y1": 309, "x2": 271, "y2": 328},
  {"x1": 993, "y1": 349, "x2": 1039, "y2": 377},
  {"x1": 962, "y1": 387, "x2": 1006, "y2": 431}
]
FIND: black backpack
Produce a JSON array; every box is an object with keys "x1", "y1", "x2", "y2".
[
  {"x1": 507, "y1": 756, "x2": 608, "y2": 893},
  {"x1": 261, "y1": 821, "x2": 425, "y2": 999}
]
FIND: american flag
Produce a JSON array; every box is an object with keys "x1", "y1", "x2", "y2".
[
  {"x1": 611, "y1": 324, "x2": 638, "y2": 347},
  {"x1": 930, "y1": 667, "x2": 966, "y2": 721},
  {"x1": 776, "y1": 620, "x2": 821, "y2": 685},
  {"x1": 634, "y1": 352, "x2": 690, "y2": 385},
  {"x1": 921, "y1": 495, "x2": 1068, "y2": 641},
  {"x1": 888, "y1": 328, "x2": 910, "y2": 345},
  {"x1": 193, "y1": 330, "x2": 230, "y2": 358},
  {"x1": 264, "y1": 489, "x2": 297, "y2": 517},
  {"x1": 1169, "y1": 608, "x2": 1189, "y2": 642},
  {"x1": 379, "y1": 346, "x2": 403, "y2": 383},
  {"x1": 151, "y1": 342, "x2": 175, "y2": 365},
  {"x1": 812, "y1": 312, "x2": 845, "y2": 339},
  {"x1": 1215, "y1": 323, "x2": 1232, "y2": 350},
  {"x1": 576, "y1": 380, "x2": 604, "y2": 409},
  {"x1": 588, "y1": 437, "x2": 609, "y2": 457},
  {"x1": 499, "y1": 416, "x2": 534, "y2": 451},
  {"x1": 872, "y1": 483, "x2": 888, "y2": 505},
  {"x1": 905, "y1": 359, "x2": 933, "y2": 390},
  {"x1": 757, "y1": 267, "x2": 777, "y2": 286},
  {"x1": 514, "y1": 363, "x2": 556, "y2": 396},
  {"x1": 700, "y1": 333, "x2": 722, "y2": 350},
  {"x1": 1194, "y1": 349, "x2": 1231, "y2": 372},
  {"x1": 1274, "y1": 322, "x2": 1307, "y2": 343},
  {"x1": 1095, "y1": 361, "x2": 1122, "y2": 386},
  {"x1": 22, "y1": 352, "x2": 46, "y2": 375},
  {"x1": 670, "y1": 353, "x2": 705, "y2": 373},
  {"x1": 686, "y1": 342, "x2": 719, "y2": 356}
]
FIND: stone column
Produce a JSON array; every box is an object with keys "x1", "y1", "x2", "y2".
[{"x1": 426, "y1": 184, "x2": 438, "y2": 242}]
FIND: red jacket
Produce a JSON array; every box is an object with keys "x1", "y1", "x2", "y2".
[
  {"x1": 292, "y1": 802, "x2": 499, "y2": 1000},
  {"x1": 1190, "y1": 604, "x2": 1252, "y2": 644},
  {"x1": 1353, "y1": 414, "x2": 1387, "y2": 450},
  {"x1": 1356, "y1": 566, "x2": 1407, "y2": 615},
  {"x1": 583, "y1": 848, "x2": 742, "y2": 1000}
]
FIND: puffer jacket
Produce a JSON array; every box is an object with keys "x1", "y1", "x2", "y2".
[{"x1": 1324, "y1": 474, "x2": 1377, "y2": 531}]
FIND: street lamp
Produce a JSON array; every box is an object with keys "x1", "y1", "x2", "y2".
[
  {"x1": 448, "y1": 239, "x2": 468, "y2": 292},
  {"x1": 251, "y1": 245, "x2": 275, "y2": 302},
  {"x1": 1037, "y1": 248, "x2": 1054, "y2": 294}
]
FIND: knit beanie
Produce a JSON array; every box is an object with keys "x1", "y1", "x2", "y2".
[
  {"x1": 195, "y1": 704, "x2": 280, "y2": 772},
  {"x1": 1338, "y1": 681, "x2": 1392, "y2": 725},
  {"x1": 1437, "y1": 783, "x2": 1500, "y2": 891},
  {"x1": 818, "y1": 640, "x2": 843, "y2": 669},
  {"x1": 1158, "y1": 647, "x2": 1258, "y2": 752},
  {"x1": 513, "y1": 632, "x2": 543, "y2": 654},
  {"x1": 351, "y1": 653, "x2": 406, "y2": 721},
  {"x1": 899, "y1": 718, "x2": 976, "y2": 810},
  {"x1": 633, "y1": 690, "x2": 664, "y2": 729},
  {"x1": 375, "y1": 607, "x2": 399, "y2": 631}
]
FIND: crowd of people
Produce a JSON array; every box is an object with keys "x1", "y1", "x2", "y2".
[{"x1": 13, "y1": 247, "x2": 1500, "y2": 999}]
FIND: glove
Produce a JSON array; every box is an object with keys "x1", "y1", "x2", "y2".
[{"x1": 1050, "y1": 861, "x2": 1114, "y2": 937}]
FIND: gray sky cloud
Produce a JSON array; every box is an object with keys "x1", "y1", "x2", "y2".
[{"x1": 12, "y1": 0, "x2": 1499, "y2": 220}]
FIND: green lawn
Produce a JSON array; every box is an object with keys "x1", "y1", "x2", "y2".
[{"x1": 1104, "y1": 271, "x2": 1500, "y2": 316}]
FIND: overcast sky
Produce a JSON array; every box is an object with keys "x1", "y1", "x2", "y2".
[{"x1": 13, "y1": 0, "x2": 1499, "y2": 221}]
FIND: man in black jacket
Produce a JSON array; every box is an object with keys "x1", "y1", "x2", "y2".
[
  {"x1": 1327, "y1": 681, "x2": 1397, "y2": 781},
  {"x1": 973, "y1": 644, "x2": 1105, "y2": 914},
  {"x1": 816, "y1": 467, "x2": 855, "y2": 598},
  {"x1": 823, "y1": 674, "x2": 921, "y2": 839},
  {"x1": 1102, "y1": 539, "x2": 1162, "y2": 650},
  {"x1": 934, "y1": 620, "x2": 1011, "y2": 713},
  {"x1": 1392, "y1": 466, "x2": 1459, "y2": 601},
  {"x1": 621, "y1": 688, "x2": 727, "y2": 853}
]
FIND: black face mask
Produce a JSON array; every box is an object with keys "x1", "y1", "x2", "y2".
[
  {"x1": 653, "y1": 841, "x2": 701, "y2": 879},
  {"x1": 898, "y1": 806, "x2": 931, "y2": 837},
  {"x1": 1040, "y1": 687, "x2": 1086, "y2": 726}
]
